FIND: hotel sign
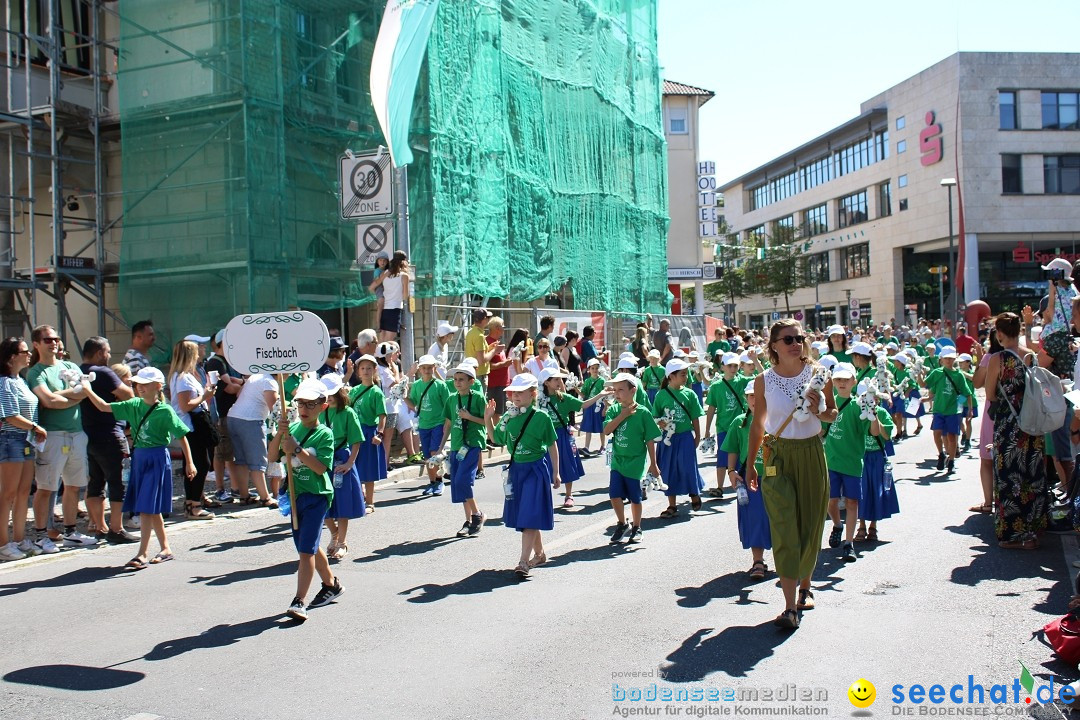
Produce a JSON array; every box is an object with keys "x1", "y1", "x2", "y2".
[{"x1": 697, "y1": 161, "x2": 718, "y2": 238}]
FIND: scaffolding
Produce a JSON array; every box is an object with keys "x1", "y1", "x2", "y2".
[{"x1": 0, "y1": 0, "x2": 118, "y2": 350}]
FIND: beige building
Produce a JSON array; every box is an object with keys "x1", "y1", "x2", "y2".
[
  {"x1": 715, "y1": 52, "x2": 1080, "y2": 331},
  {"x1": 663, "y1": 80, "x2": 714, "y2": 315}
]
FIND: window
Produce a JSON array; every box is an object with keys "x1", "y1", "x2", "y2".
[
  {"x1": 1044, "y1": 155, "x2": 1080, "y2": 194},
  {"x1": 1042, "y1": 92, "x2": 1079, "y2": 130},
  {"x1": 896, "y1": 139, "x2": 907, "y2": 154},
  {"x1": 805, "y1": 253, "x2": 830, "y2": 283},
  {"x1": 668, "y1": 105, "x2": 688, "y2": 134},
  {"x1": 840, "y1": 244, "x2": 870, "y2": 279},
  {"x1": 896, "y1": 116, "x2": 906, "y2": 130},
  {"x1": 1002, "y1": 154, "x2": 1022, "y2": 194},
  {"x1": 999, "y1": 91, "x2": 1018, "y2": 130},
  {"x1": 799, "y1": 155, "x2": 833, "y2": 193},
  {"x1": 878, "y1": 181, "x2": 892, "y2": 217},
  {"x1": 746, "y1": 225, "x2": 767, "y2": 244},
  {"x1": 11, "y1": 0, "x2": 91, "y2": 73},
  {"x1": 804, "y1": 204, "x2": 827, "y2": 237},
  {"x1": 899, "y1": 198, "x2": 909, "y2": 211},
  {"x1": 898, "y1": 174, "x2": 908, "y2": 188},
  {"x1": 837, "y1": 190, "x2": 868, "y2": 229}
]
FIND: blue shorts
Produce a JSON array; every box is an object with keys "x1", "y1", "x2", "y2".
[
  {"x1": 1050, "y1": 415, "x2": 1072, "y2": 461},
  {"x1": 0, "y1": 431, "x2": 33, "y2": 463},
  {"x1": 930, "y1": 413, "x2": 961, "y2": 436},
  {"x1": 291, "y1": 492, "x2": 329, "y2": 555},
  {"x1": 609, "y1": 470, "x2": 643, "y2": 505},
  {"x1": 828, "y1": 470, "x2": 862, "y2": 500},
  {"x1": 419, "y1": 425, "x2": 445, "y2": 458}
]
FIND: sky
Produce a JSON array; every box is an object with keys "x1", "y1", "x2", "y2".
[{"x1": 657, "y1": 0, "x2": 1080, "y2": 186}]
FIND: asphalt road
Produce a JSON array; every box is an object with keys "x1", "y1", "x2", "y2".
[{"x1": 1, "y1": 424, "x2": 1076, "y2": 720}]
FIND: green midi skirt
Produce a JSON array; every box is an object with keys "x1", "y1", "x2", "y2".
[{"x1": 760, "y1": 435, "x2": 828, "y2": 580}]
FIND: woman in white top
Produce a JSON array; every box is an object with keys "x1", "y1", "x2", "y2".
[
  {"x1": 168, "y1": 340, "x2": 217, "y2": 520},
  {"x1": 368, "y1": 251, "x2": 411, "y2": 342},
  {"x1": 746, "y1": 320, "x2": 836, "y2": 630},
  {"x1": 524, "y1": 337, "x2": 559, "y2": 377},
  {"x1": 226, "y1": 373, "x2": 279, "y2": 505},
  {"x1": 376, "y1": 342, "x2": 420, "y2": 466}
]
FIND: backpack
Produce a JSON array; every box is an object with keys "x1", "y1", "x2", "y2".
[{"x1": 997, "y1": 350, "x2": 1067, "y2": 436}]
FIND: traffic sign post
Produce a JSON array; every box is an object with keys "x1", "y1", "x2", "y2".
[
  {"x1": 339, "y1": 150, "x2": 395, "y2": 220},
  {"x1": 850, "y1": 309, "x2": 861, "y2": 321},
  {"x1": 929, "y1": 265, "x2": 948, "y2": 322},
  {"x1": 849, "y1": 297, "x2": 860, "y2": 310}
]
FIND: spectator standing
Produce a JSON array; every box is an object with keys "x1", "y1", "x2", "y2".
[
  {"x1": 465, "y1": 308, "x2": 502, "y2": 392},
  {"x1": 167, "y1": 340, "x2": 217, "y2": 520},
  {"x1": 368, "y1": 250, "x2": 411, "y2": 342},
  {"x1": 954, "y1": 324, "x2": 976, "y2": 357},
  {"x1": 535, "y1": 315, "x2": 555, "y2": 346},
  {"x1": 428, "y1": 320, "x2": 458, "y2": 379},
  {"x1": 205, "y1": 330, "x2": 243, "y2": 502},
  {"x1": 0, "y1": 337, "x2": 46, "y2": 560},
  {"x1": 580, "y1": 326, "x2": 601, "y2": 365},
  {"x1": 123, "y1": 320, "x2": 155, "y2": 374},
  {"x1": 486, "y1": 317, "x2": 512, "y2": 418},
  {"x1": 652, "y1": 319, "x2": 674, "y2": 365},
  {"x1": 227, "y1": 372, "x2": 280, "y2": 504},
  {"x1": 347, "y1": 329, "x2": 379, "y2": 387}
]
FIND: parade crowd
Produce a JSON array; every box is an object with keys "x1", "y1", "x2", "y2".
[{"x1": 3, "y1": 251, "x2": 1078, "y2": 628}]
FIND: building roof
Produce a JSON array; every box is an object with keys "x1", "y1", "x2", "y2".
[{"x1": 663, "y1": 80, "x2": 715, "y2": 105}]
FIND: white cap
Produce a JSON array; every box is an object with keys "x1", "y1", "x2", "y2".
[
  {"x1": 617, "y1": 356, "x2": 638, "y2": 370},
  {"x1": 586, "y1": 358, "x2": 601, "y2": 368},
  {"x1": 958, "y1": 353, "x2": 973, "y2": 363},
  {"x1": 619, "y1": 352, "x2": 636, "y2": 361},
  {"x1": 1041, "y1": 257, "x2": 1074, "y2": 277},
  {"x1": 664, "y1": 358, "x2": 689, "y2": 376},
  {"x1": 131, "y1": 367, "x2": 165, "y2": 385},
  {"x1": 537, "y1": 367, "x2": 568, "y2": 385},
  {"x1": 647, "y1": 349, "x2": 661, "y2": 359},
  {"x1": 436, "y1": 321, "x2": 459, "y2": 337},
  {"x1": 721, "y1": 352, "x2": 740, "y2": 366},
  {"x1": 811, "y1": 341, "x2": 828, "y2": 353},
  {"x1": 818, "y1": 355, "x2": 838, "y2": 370},
  {"x1": 183, "y1": 334, "x2": 210, "y2": 344},
  {"x1": 939, "y1": 347, "x2": 958, "y2": 359},
  {"x1": 831, "y1": 362, "x2": 856, "y2": 380},
  {"x1": 850, "y1": 341, "x2": 874, "y2": 356},
  {"x1": 451, "y1": 363, "x2": 477, "y2": 379},
  {"x1": 507, "y1": 373, "x2": 538, "y2": 391},
  {"x1": 826, "y1": 325, "x2": 845, "y2": 337},
  {"x1": 293, "y1": 378, "x2": 328, "y2": 401},
  {"x1": 892, "y1": 353, "x2": 910, "y2": 366},
  {"x1": 320, "y1": 374, "x2": 344, "y2": 395},
  {"x1": 744, "y1": 382, "x2": 757, "y2": 396},
  {"x1": 417, "y1": 354, "x2": 438, "y2": 366},
  {"x1": 355, "y1": 354, "x2": 377, "y2": 366},
  {"x1": 672, "y1": 349, "x2": 686, "y2": 359},
  {"x1": 739, "y1": 353, "x2": 752, "y2": 364},
  {"x1": 886, "y1": 341, "x2": 899, "y2": 350},
  {"x1": 608, "y1": 372, "x2": 639, "y2": 388}
]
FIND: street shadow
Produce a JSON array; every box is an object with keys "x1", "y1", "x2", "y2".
[
  {"x1": 675, "y1": 570, "x2": 771, "y2": 608},
  {"x1": 400, "y1": 569, "x2": 521, "y2": 603},
  {"x1": 143, "y1": 614, "x2": 292, "y2": 661},
  {"x1": 188, "y1": 561, "x2": 294, "y2": 586},
  {"x1": 0, "y1": 565, "x2": 129, "y2": 598},
  {"x1": 189, "y1": 528, "x2": 291, "y2": 554},
  {"x1": 947, "y1": 517, "x2": 1059, "y2": 587},
  {"x1": 543, "y1": 543, "x2": 633, "y2": 569},
  {"x1": 3, "y1": 664, "x2": 144, "y2": 691},
  {"x1": 660, "y1": 624, "x2": 792, "y2": 682},
  {"x1": 354, "y1": 537, "x2": 457, "y2": 564}
]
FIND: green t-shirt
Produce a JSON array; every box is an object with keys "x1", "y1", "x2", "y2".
[
  {"x1": 409, "y1": 378, "x2": 451, "y2": 430},
  {"x1": 283, "y1": 374, "x2": 301, "y2": 402},
  {"x1": 542, "y1": 392, "x2": 583, "y2": 430},
  {"x1": 348, "y1": 383, "x2": 386, "y2": 426},
  {"x1": 285, "y1": 421, "x2": 334, "y2": 504},
  {"x1": 824, "y1": 396, "x2": 871, "y2": 477},
  {"x1": 605, "y1": 403, "x2": 662, "y2": 480},
  {"x1": 854, "y1": 364, "x2": 876, "y2": 385},
  {"x1": 705, "y1": 374, "x2": 750, "y2": 433},
  {"x1": 720, "y1": 412, "x2": 763, "y2": 475},
  {"x1": 320, "y1": 405, "x2": 363, "y2": 450},
  {"x1": 828, "y1": 351, "x2": 852, "y2": 364},
  {"x1": 864, "y1": 406, "x2": 895, "y2": 452},
  {"x1": 924, "y1": 367, "x2": 972, "y2": 416},
  {"x1": 651, "y1": 386, "x2": 703, "y2": 435},
  {"x1": 493, "y1": 406, "x2": 557, "y2": 464},
  {"x1": 635, "y1": 383, "x2": 650, "y2": 409},
  {"x1": 641, "y1": 365, "x2": 665, "y2": 391},
  {"x1": 924, "y1": 355, "x2": 940, "y2": 370},
  {"x1": 111, "y1": 398, "x2": 188, "y2": 449},
  {"x1": 706, "y1": 340, "x2": 730, "y2": 359},
  {"x1": 26, "y1": 360, "x2": 83, "y2": 432},
  {"x1": 582, "y1": 376, "x2": 606, "y2": 400},
  {"x1": 444, "y1": 390, "x2": 488, "y2": 450},
  {"x1": 892, "y1": 365, "x2": 910, "y2": 389}
]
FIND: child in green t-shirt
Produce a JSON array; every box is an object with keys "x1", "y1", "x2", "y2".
[
  {"x1": 442, "y1": 364, "x2": 489, "y2": 536},
  {"x1": 269, "y1": 378, "x2": 342, "y2": 622},
  {"x1": 653, "y1": 360, "x2": 705, "y2": 519},
  {"x1": 82, "y1": 367, "x2": 195, "y2": 571},
  {"x1": 604, "y1": 373, "x2": 661, "y2": 544},
  {"x1": 408, "y1": 355, "x2": 451, "y2": 494},
  {"x1": 641, "y1": 351, "x2": 666, "y2": 403},
  {"x1": 349, "y1": 355, "x2": 387, "y2": 510},
  {"x1": 579, "y1": 359, "x2": 608, "y2": 456},
  {"x1": 320, "y1": 374, "x2": 365, "y2": 561}
]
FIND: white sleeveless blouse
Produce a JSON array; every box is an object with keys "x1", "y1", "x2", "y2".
[{"x1": 763, "y1": 364, "x2": 821, "y2": 440}]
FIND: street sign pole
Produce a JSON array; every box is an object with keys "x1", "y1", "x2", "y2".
[{"x1": 396, "y1": 164, "x2": 415, "y2": 367}]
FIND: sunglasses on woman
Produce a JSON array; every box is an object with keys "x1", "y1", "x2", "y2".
[{"x1": 778, "y1": 335, "x2": 806, "y2": 345}]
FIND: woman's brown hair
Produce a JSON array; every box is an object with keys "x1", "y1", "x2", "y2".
[
  {"x1": 766, "y1": 319, "x2": 810, "y2": 366},
  {"x1": 994, "y1": 312, "x2": 1021, "y2": 339}
]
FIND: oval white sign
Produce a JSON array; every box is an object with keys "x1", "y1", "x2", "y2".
[{"x1": 223, "y1": 311, "x2": 330, "y2": 374}]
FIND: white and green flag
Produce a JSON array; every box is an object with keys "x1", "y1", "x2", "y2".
[{"x1": 369, "y1": 0, "x2": 440, "y2": 168}]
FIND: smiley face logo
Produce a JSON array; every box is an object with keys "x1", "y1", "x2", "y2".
[{"x1": 848, "y1": 679, "x2": 876, "y2": 708}]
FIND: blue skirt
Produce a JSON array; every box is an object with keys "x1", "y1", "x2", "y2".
[
  {"x1": 502, "y1": 458, "x2": 554, "y2": 531},
  {"x1": 646, "y1": 388, "x2": 659, "y2": 404},
  {"x1": 555, "y1": 426, "x2": 584, "y2": 483},
  {"x1": 580, "y1": 401, "x2": 605, "y2": 433},
  {"x1": 124, "y1": 446, "x2": 173, "y2": 515},
  {"x1": 735, "y1": 462, "x2": 772, "y2": 550},
  {"x1": 714, "y1": 430, "x2": 728, "y2": 467},
  {"x1": 858, "y1": 450, "x2": 900, "y2": 521},
  {"x1": 328, "y1": 446, "x2": 365, "y2": 519},
  {"x1": 658, "y1": 430, "x2": 705, "y2": 497},
  {"x1": 692, "y1": 382, "x2": 705, "y2": 405},
  {"x1": 890, "y1": 394, "x2": 905, "y2": 416},
  {"x1": 903, "y1": 389, "x2": 926, "y2": 418},
  {"x1": 357, "y1": 424, "x2": 387, "y2": 483},
  {"x1": 448, "y1": 445, "x2": 480, "y2": 503}
]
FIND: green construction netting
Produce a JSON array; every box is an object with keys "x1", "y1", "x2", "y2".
[{"x1": 116, "y1": 0, "x2": 668, "y2": 349}]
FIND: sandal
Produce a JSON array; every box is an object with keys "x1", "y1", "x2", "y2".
[
  {"x1": 332, "y1": 544, "x2": 348, "y2": 560},
  {"x1": 514, "y1": 562, "x2": 531, "y2": 578},
  {"x1": 259, "y1": 497, "x2": 279, "y2": 509},
  {"x1": 233, "y1": 495, "x2": 259, "y2": 505},
  {"x1": 125, "y1": 556, "x2": 148, "y2": 571},
  {"x1": 969, "y1": 503, "x2": 992, "y2": 514},
  {"x1": 749, "y1": 561, "x2": 766, "y2": 580},
  {"x1": 659, "y1": 507, "x2": 678, "y2": 519},
  {"x1": 201, "y1": 495, "x2": 223, "y2": 509},
  {"x1": 773, "y1": 609, "x2": 799, "y2": 629},
  {"x1": 854, "y1": 527, "x2": 867, "y2": 542},
  {"x1": 185, "y1": 503, "x2": 213, "y2": 520},
  {"x1": 690, "y1": 495, "x2": 702, "y2": 512},
  {"x1": 527, "y1": 552, "x2": 547, "y2": 569},
  {"x1": 796, "y1": 588, "x2": 815, "y2": 610},
  {"x1": 705, "y1": 488, "x2": 724, "y2": 498},
  {"x1": 867, "y1": 527, "x2": 879, "y2": 542},
  {"x1": 149, "y1": 551, "x2": 174, "y2": 564}
]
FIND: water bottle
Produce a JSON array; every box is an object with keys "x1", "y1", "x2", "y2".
[
  {"x1": 277, "y1": 491, "x2": 291, "y2": 517},
  {"x1": 457, "y1": 446, "x2": 468, "y2": 461},
  {"x1": 736, "y1": 482, "x2": 749, "y2": 506},
  {"x1": 333, "y1": 472, "x2": 343, "y2": 489},
  {"x1": 883, "y1": 461, "x2": 894, "y2": 491},
  {"x1": 121, "y1": 456, "x2": 131, "y2": 486},
  {"x1": 411, "y1": 415, "x2": 419, "y2": 433},
  {"x1": 605, "y1": 445, "x2": 613, "y2": 466},
  {"x1": 502, "y1": 466, "x2": 513, "y2": 499}
]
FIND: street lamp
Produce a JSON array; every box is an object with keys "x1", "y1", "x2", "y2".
[{"x1": 940, "y1": 178, "x2": 958, "y2": 334}]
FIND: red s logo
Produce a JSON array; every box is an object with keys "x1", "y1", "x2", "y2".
[{"x1": 920, "y1": 111, "x2": 943, "y2": 166}]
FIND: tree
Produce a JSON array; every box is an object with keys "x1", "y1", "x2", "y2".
[
  {"x1": 703, "y1": 232, "x2": 747, "y2": 321},
  {"x1": 745, "y1": 224, "x2": 814, "y2": 316}
]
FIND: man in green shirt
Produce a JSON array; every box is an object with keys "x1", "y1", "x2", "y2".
[
  {"x1": 27, "y1": 324, "x2": 97, "y2": 552},
  {"x1": 604, "y1": 373, "x2": 661, "y2": 544},
  {"x1": 705, "y1": 329, "x2": 730, "y2": 361}
]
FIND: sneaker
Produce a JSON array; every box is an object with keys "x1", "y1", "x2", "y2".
[
  {"x1": 0, "y1": 542, "x2": 25, "y2": 561},
  {"x1": 124, "y1": 515, "x2": 140, "y2": 530},
  {"x1": 946, "y1": 457, "x2": 954, "y2": 474},
  {"x1": 476, "y1": 470, "x2": 486, "y2": 480},
  {"x1": 430, "y1": 482, "x2": 443, "y2": 496},
  {"x1": 627, "y1": 525, "x2": 642, "y2": 544},
  {"x1": 828, "y1": 525, "x2": 842, "y2": 548},
  {"x1": 468, "y1": 512, "x2": 486, "y2": 536},
  {"x1": 17, "y1": 539, "x2": 39, "y2": 557},
  {"x1": 307, "y1": 578, "x2": 344, "y2": 609},
  {"x1": 33, "y1": 535, "x2": 59, "y2": 554},
  {"x1": 62, "y1": 530, "x2": 99, "y2": 547},
  {"x1": 841, "y1": 542, "x2": 857, "y2": 563},
  {"x1": 609, "y1": 522, "x2": 629, "y2": 543},
  {"x1": 456, "y1": 521, "x2": 471, "y2": 537},
  {"x1": 106, "y1": 530, "x2": 138, "y2": 544},
  {"x1": 421, "y1": 483, "x2": 437, "y2": 497},
  {"x1": 286, "y1": 597, "x2": 308, "y2": 621},
  {"x1": 936, "y1": 453, "x2": 945, "y2": 471},
  {"x1": 215, "y1": 489, "x2": 232, "y2": 503}
]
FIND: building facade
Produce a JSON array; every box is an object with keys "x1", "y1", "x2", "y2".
[{"x1": 715, "y1": 52, "x2": 1080, "y2": 331}]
